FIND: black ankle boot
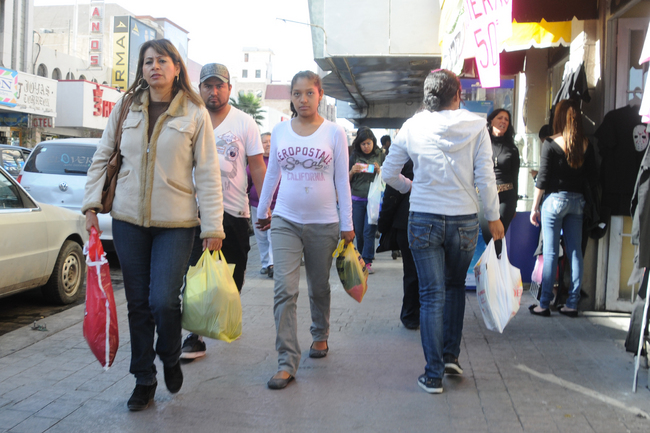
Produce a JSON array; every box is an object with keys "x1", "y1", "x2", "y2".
[
  {"x1": 127, "y1": 383, "x2": 157, "y2": 411},
  {"x1": 164, "y1": 361, "x2": 183, "y2": 393}
]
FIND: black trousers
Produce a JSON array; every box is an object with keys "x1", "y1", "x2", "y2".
[
  {"x1": 479, "y1": 189, "x2": 517, "y2": 256},
  {"x1": 397, "y1": 228, "x2": 420, "y2": 328},
  {"x1": 189, "y1": 212, "x2": 251, "y2": 292}
]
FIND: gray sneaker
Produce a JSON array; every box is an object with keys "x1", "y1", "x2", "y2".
[{"x1": 180, "y1": 333, "x2": 206, "y2": 360}]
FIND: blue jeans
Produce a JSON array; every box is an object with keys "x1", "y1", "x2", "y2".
[
  {"x1": 112, "y1": 219, "x2": 195, "y2": 385},
  {"x1": 352, "y1": 199, "x2": 377, "y2": 263},
  {"x1": 540, "y1": 192, "x2": 585, "y2": 310},
  {"x1": 408, "y1": 212, "x2": 479, "y2": 380}
]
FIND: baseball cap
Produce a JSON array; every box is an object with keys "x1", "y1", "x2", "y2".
[{"x1": 200, "y1": 63, "x2": 230, "y2": 84}]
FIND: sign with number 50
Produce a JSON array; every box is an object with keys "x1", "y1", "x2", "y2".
[{"x1": 464, "y1": 0, "x2": 512, "y2": 88}]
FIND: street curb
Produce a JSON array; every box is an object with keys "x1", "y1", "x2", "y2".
[{"x1": 0, "y1": 290, "x2": 127, "y2": 359}]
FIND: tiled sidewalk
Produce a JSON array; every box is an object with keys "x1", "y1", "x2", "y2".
[{"x1": 1, "y1": 242, "x2": 649, "y2": 433}]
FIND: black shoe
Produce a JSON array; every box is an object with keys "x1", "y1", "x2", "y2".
[
  {"x1": 443, "y1": 354, "x2": 463, "y2": 375},
  {"x1": 164, "y1": 361, "x2": 183, "y2": 394},
  {"x1": 127, "y1": 383, "x2": 157, "y2": 411},
  {"x1": 392, "y1": 250, "x2": 399, "y2": 260},
  {"x1": 417, "y1": 375, "x2": 443, "y2": 394},
  {"x1": 309, "y1": 341, "x2": 329, "y2": 358},
  {"x1": 260, "y1": 267, "x2": 268, "y2": 275},
  {"x1": 528, "y1": 304, "x2": 551, "y2": 317},
  {"x1": 557, "y1": 305, "x2": 579, "y2": 318},
  {"x1": 267, "y1": 374, "x2": 294, "y2": 390},
  {"x1": 180, "y1": 333, "x2": 206, "y2": 360},
  {"x1": 267, "y1": 265, "x2": 274, "y2": 278}
]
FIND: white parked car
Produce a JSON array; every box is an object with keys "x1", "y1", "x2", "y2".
[
  {"x1": 18, "y1": 138, "x2": 113, "y2": 249},
  {"x1": 0, "y1": 166, "x2": 87, "y2": 304}
]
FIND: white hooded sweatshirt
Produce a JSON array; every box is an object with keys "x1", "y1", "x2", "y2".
[{"x1": 382, "y1": 108, "x2": 500, "y2": 222}]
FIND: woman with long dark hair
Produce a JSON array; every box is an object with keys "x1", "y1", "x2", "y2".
[
  {"x1": 83, "y1": 39, "x2": 224, "y2": 410},
  {"x1": 349, "y1": 127, "x2": 385, "y2": 273},
  {"x1": 479, "y1": 108, "x2": 520, "y2": 255},
  {"x1": 529, "y1": 99, "x2": 596, "y2": 317},
  {"x1": 382, "y1": 69, "x2": 503, "y2": 394},
  {"x1": 256, "y1": 71, "x2": 354, "y2": 390}
]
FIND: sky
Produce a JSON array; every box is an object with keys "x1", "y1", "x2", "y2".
[{"x1": 33, "y1": 0, "x2": 318, "y2": 83}]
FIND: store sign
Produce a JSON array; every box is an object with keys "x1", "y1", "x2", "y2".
[
  {"x1": 89, "y1": 1, "x2": 104, "y2": 68},
  {"x1": 16, "y1": 74, "x2": 56, "y2": 115},
  {"x1": 0, "y1": 113, "x2": 28, "y2": 127},
  {"x1": 112, "y1": 16, "x2": 130, "y2": 89},
  {"x1": 464, "y1": 0, "x2": 512, "y2": 88},
  {"x1": 128, "y1": 18, "x2": 157, "y2": 87},
  {"x1": 0, "y1": 67, "x2": 18, "y2": 107},
  {"x1": 92, "y1": 84, "x2": 116, "y2": 118},
  {"x1": 32, "y1": 116, "x2": 54, "y2": 128},
  {"x1": 56, "y1": 81, "x2": 122, "y2": 130}
]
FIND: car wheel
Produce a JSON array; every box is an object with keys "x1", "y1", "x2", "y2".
[{"x1": 42, "y1": 240, "x2": 86, "y2": 305}]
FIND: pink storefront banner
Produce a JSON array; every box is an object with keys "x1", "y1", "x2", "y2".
[{"x1": 464, "y1": 0, "x2": 513, "y2": 88}]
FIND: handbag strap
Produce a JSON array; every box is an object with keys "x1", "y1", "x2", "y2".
[{"x1": 113, "y1": 93, "x2": 133, "y2": 153}]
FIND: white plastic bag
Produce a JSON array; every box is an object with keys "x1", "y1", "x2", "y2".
[
  {"x1": 367, "y1": 174, "x2": 385, "y2": 225},
  {"x1": 474, "y1": 238, "x2": 523, "y2": 333}
]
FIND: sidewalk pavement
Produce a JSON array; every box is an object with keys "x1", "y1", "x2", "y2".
[{"x1": 1, "y1": 240, "x2": 650, "y2": 433}]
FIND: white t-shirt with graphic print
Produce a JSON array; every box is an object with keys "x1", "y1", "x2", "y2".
[
  {"x1": 214, "y1": 106, "x2": 263, "y2": 218},
  {"x1": 257, "y1": 118, "x2": 353, "y2": 231}
]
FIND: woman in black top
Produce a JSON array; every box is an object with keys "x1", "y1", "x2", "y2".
[
  {"x1": 479, "y1": 109, "x2": 519, "y2": 255},
  {"x1": 529, "y1": 99, "x2": 597, "y2": 317}
]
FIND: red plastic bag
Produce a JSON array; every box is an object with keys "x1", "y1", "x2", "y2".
[{"x1": 83, "y1": 227, "x2": 119, "y2": 369}]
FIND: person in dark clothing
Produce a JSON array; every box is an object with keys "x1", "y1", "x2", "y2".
[
  {"x1": 377, "y1": 160, "x2": 419, "y2": 329},
  {"x1": 530, "y1": 99, "x2": 598, "y2": 317},
  {"x1": 478, "y1": 109, "x2": 520, "y2": 256},
  {"x1": 381, "y1": 135, "x2": 392, "y2": 154}
]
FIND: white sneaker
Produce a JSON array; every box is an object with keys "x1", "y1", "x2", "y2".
[{"x1": 366, "y1": 263, "x2": 375, "y2": 274}]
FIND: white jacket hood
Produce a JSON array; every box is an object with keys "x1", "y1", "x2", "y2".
[{"x1": 409, "y1": 109, "x2": 488, "y2": 154}]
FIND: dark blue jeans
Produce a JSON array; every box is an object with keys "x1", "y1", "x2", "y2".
[
  {"x1": 408, "y1": 212, "x2": 478, "y2": 380},
  {"x1": 112, "y1": 219, "x2": 195, "y2": 386},
  {"x1": 352, "y1": 199, "x2": 377, "y2": 264}
]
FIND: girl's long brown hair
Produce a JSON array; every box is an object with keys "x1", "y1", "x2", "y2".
[{"x1": 553, "y1": 99, "x2": 587, "y2": 169}]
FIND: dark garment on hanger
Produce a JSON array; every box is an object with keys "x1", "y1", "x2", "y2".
[
  {"x1": 596, "y1": 105, "x2": 648, "y2": 216},
  {"x1": 552, "y1": 63, "x2": 591, "y2": 107}
]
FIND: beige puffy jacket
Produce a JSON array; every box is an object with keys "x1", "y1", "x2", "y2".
[{"x1": 82, "y1": 90, "x2": 225, "y2": 239}]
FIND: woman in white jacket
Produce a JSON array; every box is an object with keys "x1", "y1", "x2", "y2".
[
  {"x1": 82, "y1": 39, "x2": 224, "y2": 411},
  {"x1": 382, "y1": 69, "x2": 504, "y2": 394}
]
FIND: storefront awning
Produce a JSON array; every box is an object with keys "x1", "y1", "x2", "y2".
[
  {"x1": 502, "y1": 19, "x2": 572, "y2": 52},
  {"x1": 512, "y1": 0, "x2": 598, "y2": 23}
]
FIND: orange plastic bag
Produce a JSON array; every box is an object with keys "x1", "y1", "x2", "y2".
[
  {"x1": 83, "y1": 227, "x2": 119, "y2": 369},
  {"x1": 332, "y1": 240, "x2": 369, "y2": 302}
]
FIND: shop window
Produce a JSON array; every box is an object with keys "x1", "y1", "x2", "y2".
[
  {"x1": 242, "y1": 69, "x2": 248, "y2": 78},
  {"x1": 37, "y1": 64, "x2": 47, "y2": 77},
  {"x1": 255, "y1": 69, "x2": 261, "y2": 78},
  {"x1": 52, "y1": 68, "x2": 61, "y2": 80}
]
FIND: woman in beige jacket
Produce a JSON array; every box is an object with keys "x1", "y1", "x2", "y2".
[{"x1": 82, "y1": 39, "x2": 224, "y2": 411}]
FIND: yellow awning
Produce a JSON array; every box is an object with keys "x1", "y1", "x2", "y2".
[{"x1": 502, "y1": 19, "x2": 572, "y2": 52}]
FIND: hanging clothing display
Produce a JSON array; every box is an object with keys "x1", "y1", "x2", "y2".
[
  {"x1": 549, "y1": 62, "x2": 591, "y2": 127},
  {"x1": 595, "y1": 105, "x2": 649, "y2": 216}
]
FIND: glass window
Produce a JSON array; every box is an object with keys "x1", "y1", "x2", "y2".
[
  {"x1": 628, "y1": 29, "x2": 648, "y2": 105},
  {"x1": 255, "y1": 69, "x2": 261, "y2": 78},
  {"x1": 23, "y1": 144, "x2": 96, "y2": 175},
  {"x1": 0, "y1": 171, "x2": 23, "y2": 209},
  {"x1": 1, "y1": 149, "x2": 26, "y2": 177},
  {"x1": 244, "y1": 53, "x2": 249, "y2": 62},
  {"x1": 242, "y1": 69, "x2": 248, "y2": 78}
]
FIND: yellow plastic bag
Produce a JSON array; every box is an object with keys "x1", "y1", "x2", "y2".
[
  {"x1": 182, "y1": 249, "x2": 242, "y2": 342},
  {"x1": 332, "y1": 240, "x2": 369, "y2": 302}
]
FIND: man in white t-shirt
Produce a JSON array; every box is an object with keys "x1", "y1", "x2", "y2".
[{"x1": 182, "y1": 63, "x2": 266, "y2": 360}]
